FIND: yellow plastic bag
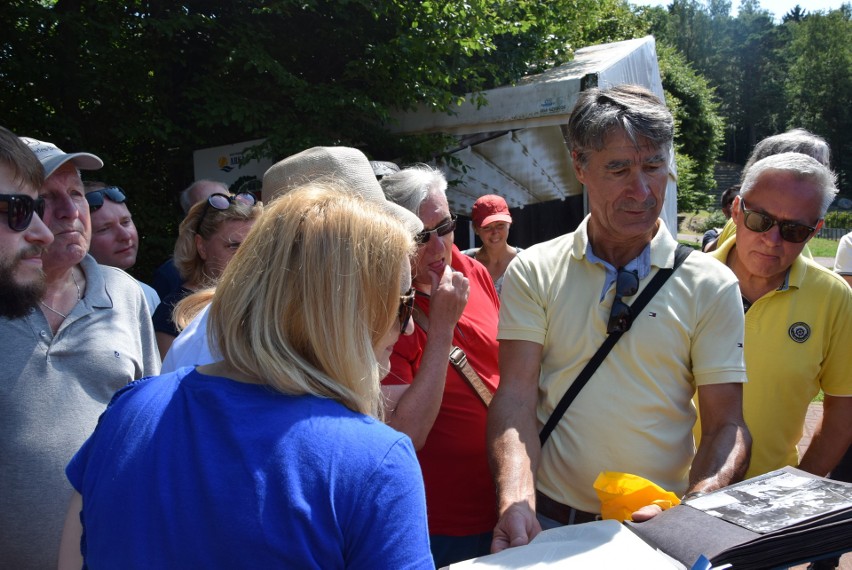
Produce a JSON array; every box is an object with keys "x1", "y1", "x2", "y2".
[{"x1": 593, "y1": 471, "x2": 681, "y2": 522}]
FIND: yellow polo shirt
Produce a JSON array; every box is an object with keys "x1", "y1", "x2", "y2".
[
  {"x1": 500, "y1": 216, "x2": 746, "y2": 512},
  {"x1": 711, "y1": 238, "x2": 852, "y2": 478}
]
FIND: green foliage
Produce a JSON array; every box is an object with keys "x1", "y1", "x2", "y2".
[
  {"x1": 699, "y1": 210, "x2": 727, "y2": 232},
  {"x1": 641, "y1": 0, "x2": 852, "y2": 198},
  {"x1": 646, "y1": 0, "x2": 791, "y2": 163},
  {"x1": 657, "y1": 44, "x2": 722, "y2": 211},
  {"x1": 782, "y1": 5, "x2": 809, "y2": 23},
  {"x1": 785, "y1": 8, "x2": 852, "y2": 196},
  {"x1": 0, "y1": 0, "x2": 696, "y2": 274},
  {"x1": 672, "y1": 151, "x2": 712, "y2": 212},
  {"x1": 824, "y1": 211, "x2": 852, "y2": 229}
]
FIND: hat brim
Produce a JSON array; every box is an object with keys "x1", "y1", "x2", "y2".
[
  {"x1": 478, "y1": 213, "x2": 513, "y2": 227},
  {"x1": 43, "y1": 152, "x2": 104, "y2": 178},
  {"x1": 380, "y1": 202, "x2": 423, "y2": 235}
]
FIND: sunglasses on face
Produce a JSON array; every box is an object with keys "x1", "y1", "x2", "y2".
[
  {"x1": 414, "y1": 215, "x2": 457, "y2": 246},
  {"x1": 740, "y1": 199, "x2": 817, "y2": 244},
  {"x1": 194, "y1": 192, "x2": 257, "y2": 235},
  {"x1": 85, "y1": 186, "x2": 127, "y2": 212},
  {"x1": 398, "y1": 287, "x2": 416, "y2": 333},
  {"x1": 0, "y1": 193, "x2": 46, "y2": 232},
  {"x1": 606, "y1": 268, "x2": 639, "y2": 335}
]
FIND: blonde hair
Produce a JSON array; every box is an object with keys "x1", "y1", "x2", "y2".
[
  {"x1": 209, "y1": 184, "x2": 413, "y2": 417},
  {"x1": 172, "y1": 287, "x2": 215, "y2": 332},
  {"x1": 173, "y1": 196, "x2": 263, "y2": 286}
]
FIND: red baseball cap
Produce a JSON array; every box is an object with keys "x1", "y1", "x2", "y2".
[{"x1": 471, "y1": 194, "x2": 512, "y2": 228}]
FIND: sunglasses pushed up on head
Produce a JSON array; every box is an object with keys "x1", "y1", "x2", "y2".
[
  {"x1": 194, "y1": 192, "x2": 257, "y2": 235},
  {"x1": 0, "y1": 194, "x2": 46, "y2": 232},
  {"x1": 85, "y1": 186, "x2": 127, "y2": 212}
]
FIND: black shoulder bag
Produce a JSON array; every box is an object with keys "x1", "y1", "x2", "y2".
[{"x1": 538, "y1": 244, "x2": 693, "y2": 446}]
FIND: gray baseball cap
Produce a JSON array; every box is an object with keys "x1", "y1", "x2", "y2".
[{"x1": 20, "y1": 137, "x2": 103, "y2": 178}]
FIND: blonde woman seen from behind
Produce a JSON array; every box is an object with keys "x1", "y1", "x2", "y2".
[{"x1": 59, "y1": 185, "x2": 433, "y2": 569}]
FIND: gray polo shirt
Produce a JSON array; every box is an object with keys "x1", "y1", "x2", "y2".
[{"x1": 0, "y1": 254, "x2": 159, "y2": 568}]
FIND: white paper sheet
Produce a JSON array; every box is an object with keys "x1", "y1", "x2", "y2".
[{"x1": 449, "y1": 519, "x2": 684, "y2": 569}]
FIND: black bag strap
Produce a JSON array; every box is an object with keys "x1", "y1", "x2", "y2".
[{"x1": 538, "y1": 244, "x2": 693, "y2": 446}]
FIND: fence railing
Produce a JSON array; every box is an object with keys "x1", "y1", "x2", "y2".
[{"x1": 817, "y1": 227, "x2": 851, "y2": 240}]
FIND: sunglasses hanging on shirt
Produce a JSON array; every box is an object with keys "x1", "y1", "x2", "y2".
[{"x1": 606, "y1": 268, "x2": 639, "y2": 335}]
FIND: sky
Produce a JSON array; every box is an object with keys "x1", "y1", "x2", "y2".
[{"x1": 630, "y1": 0, "x2": 848, "y2": 21}]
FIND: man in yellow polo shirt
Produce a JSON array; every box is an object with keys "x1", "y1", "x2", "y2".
[
  {"x1": 487, "y1": 84, "x2": 752, "y2": 554},
  {"x1": 707, "y1": 128, "x2": 829, "y2": 255},
  {"x1": 710, "y1": 152, "x2": 852, "y2": 479}
]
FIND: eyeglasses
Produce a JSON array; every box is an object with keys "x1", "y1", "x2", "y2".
[
  {"x1": 398, "y1": 287, "x2": 416, "y2": 333},
  {"x1": 740, "y1": 199, "x2": 817, "y2": 244},
  {"x1": 0, "y1": 193, "x2": 47, "y2": 232},
  {"x1": 85, "y1": 186, "x2": 127, "y2": 212},
  {"x1": 194, "y1": 192, "x2": 257, "y2": 235},
  {"x1": 606, "y1": 268, "x2": 639, "y2": 335},
  {"x1": 414, "y1": 215, "x2": 457, "y2": 246}
]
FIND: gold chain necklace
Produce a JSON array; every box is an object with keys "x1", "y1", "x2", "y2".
[{"x1": 40, "y1": 270, "x2": 81, "y2": 320}]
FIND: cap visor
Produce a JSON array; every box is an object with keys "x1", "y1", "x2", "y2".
[
  {"x1": 480, "y1": 214, "x2": 513, "y2": 227},
  {"x1": 44, "y1": 153, "x2": 104, "y2": 178}
]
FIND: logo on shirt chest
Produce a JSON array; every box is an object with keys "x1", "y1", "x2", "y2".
[{"x1": 788, "y1": 322, "x2": 811, "y2": 344}]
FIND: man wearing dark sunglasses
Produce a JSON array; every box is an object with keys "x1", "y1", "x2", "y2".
[
  {"x1": 0, "y1": 127, "x2": 54, "y2": 318},
  {"x1": 488, "y1": 85, "x2": 751, "y2": 554},
  {"x1": 1, "y1": 136, "x2": 160, "y2": 568},
  {"x1": 705, "y1": 128, "x2": 830, "y2": 255},
  {"x1": 708, "y1": 152, "x2": 851, "y2": 486},
  {"x1": 379, "y1": 165, "x2": 502, "y2": 568}
]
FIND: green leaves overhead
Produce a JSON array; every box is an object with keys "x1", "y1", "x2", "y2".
[
  {"x1": 644, "y1": 0, "x2": 852, "y2": 194},
  {"x1": 0, "y1": 0, "x2": 678, "y2": 275}
]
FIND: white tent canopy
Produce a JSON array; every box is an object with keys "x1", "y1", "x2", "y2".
[{"x1": 389, "y1": 36, "x2": 678, "y2": 236}]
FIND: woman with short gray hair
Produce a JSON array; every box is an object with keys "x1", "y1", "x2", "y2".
[{"x1": 380, "y1": 165, "x2": 502, "y2": 567}]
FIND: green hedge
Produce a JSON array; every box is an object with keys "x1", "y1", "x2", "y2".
[
  {"x1": 699, "y1": 211, "x2": 727, "y2": 233},
  {"x1": 824, "y1": 211, "x2": 852, "y2": 229}
]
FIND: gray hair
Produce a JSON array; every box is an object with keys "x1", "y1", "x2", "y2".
[
  {"x1": 566, "y1": 84, "x2": 674, "y2": 168},
  {"x1": 742, "y1": 129, "x2": 830, "y2": 180},
  {"x1": 741, "y1": 152, "x2": 838, "y2": 217},
  {"x1": 379, "y1": 164, "x2": 447, "y2": 215},
  {"x1": 179, "y1": 179, "x2": 228, "y2": 214}
]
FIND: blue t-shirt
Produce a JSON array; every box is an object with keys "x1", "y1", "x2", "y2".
[{"x1": 67, "y1": 368, "x2": 433, "y2": 569}]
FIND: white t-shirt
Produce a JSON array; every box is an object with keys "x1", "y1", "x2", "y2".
[
  {"x1": 161, "y1": 304, "x2": 218, "y2": 373},
  {"x1": 834, "y1": 231, "x2": 852, "y2": 276}
]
